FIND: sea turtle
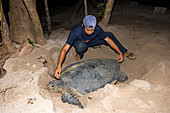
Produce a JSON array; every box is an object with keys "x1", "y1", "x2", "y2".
[{"x1": 47, "y1": 59, "x2": 128, "y2": 108}]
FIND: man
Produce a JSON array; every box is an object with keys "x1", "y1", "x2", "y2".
[{"x1": 54, "y1": 15, "x2": 135, "y2": 79}]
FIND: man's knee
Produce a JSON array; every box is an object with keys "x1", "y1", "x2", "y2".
[
  {"x1": 105, "y1": 32, "x2": 115, "y2": 39},
  {"x1": 73, "y1": 41, "x2": 88, "y2": 53}
]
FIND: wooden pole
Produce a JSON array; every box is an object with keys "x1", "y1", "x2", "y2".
[
  {"x1": 44, "y1": 0, "x2": 51, "y2": 36},
  {"x1": 84, "y1": 0, "x2": 88, "y2": 16},
  {"x1": 70, "y1": 0, "x2": 83, "y2": 22}
]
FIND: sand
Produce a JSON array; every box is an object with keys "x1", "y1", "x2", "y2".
[{"x1": 0, "y1": 4, "x2": 170, "y2": 113}]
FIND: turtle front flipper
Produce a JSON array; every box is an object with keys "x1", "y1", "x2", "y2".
[{"x1": 61, "y1": 93, "x2": 83, "y2": 109}]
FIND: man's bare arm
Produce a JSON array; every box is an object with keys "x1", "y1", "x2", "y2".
[
  {"x1": 104, "y1": 37, "x2": 124, "y2": 62},
  {"x1": 54, "y1": 44, "x2": 70, "y2": 79}
]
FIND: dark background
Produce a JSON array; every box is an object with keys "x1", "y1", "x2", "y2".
[
  {"x1": 1, "y1": 0, "x2": 170, "y2": 33},
  {"x1": 2, "y1": 0, "x2": 170, "y2": 16}
]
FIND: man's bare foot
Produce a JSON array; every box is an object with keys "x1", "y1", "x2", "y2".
[
  {"x1": 124, "y1": 52, "x2": 136, "y2": 60},
  {"x1": 75, "y1": 54, "x2": 80, "y2": 61}
]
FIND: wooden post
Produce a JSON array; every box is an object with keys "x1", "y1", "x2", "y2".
[
  {"x1": 99, "y1": 0, "x2": 115, "y2": 29},
  {"x1": 44, "y1": 0, "x2": 51, "y2": 36},
  {"x1": 84, "y1": 0, "x2": 88, "y2": 16},
  {"x1": 70, "y1": 0, "x2": 83, "y2": 22}
]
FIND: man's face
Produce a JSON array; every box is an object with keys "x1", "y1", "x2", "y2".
[{"x1": 84, "y1": 27, "x2": 95, "y2": 35}]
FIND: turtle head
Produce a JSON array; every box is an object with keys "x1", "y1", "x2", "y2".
[{"x1": 47, "y1": 80, "x2": 63, "y2": 93}]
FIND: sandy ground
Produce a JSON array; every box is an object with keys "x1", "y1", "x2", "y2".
[{"x1": 0, "y1": 4, "x2": 170, "y2": 113}]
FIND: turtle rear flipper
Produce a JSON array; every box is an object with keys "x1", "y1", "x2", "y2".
[{"x1": 61, "y1": 93, "x2": 83, "y2": 109}]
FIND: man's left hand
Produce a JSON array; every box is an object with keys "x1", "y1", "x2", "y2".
[{"x1": 118, "y1": 54, "x2": 124, "y2": 63}]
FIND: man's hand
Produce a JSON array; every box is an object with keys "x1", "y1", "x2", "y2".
[
  {"x1": 54, "y1": 44, "x2": 70, "y2": 79},
  {"x1": 104, "y1": 37, "x2": 124, "y2": 63},
  {"x1": 54, "y1": 67, "x2": 62, "y2": 79},
  {"x1": 118, "y1": 54, "x2": 124, "y2": 63}
]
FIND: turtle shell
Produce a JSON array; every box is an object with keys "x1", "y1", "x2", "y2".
[{"x1": 59, "y1": 59, "x2": 121, "y2": 95}]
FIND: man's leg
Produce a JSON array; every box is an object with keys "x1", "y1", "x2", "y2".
[
  {"x1": 105, "y1": 32, "x2": 135, "y2": 59},
  {"x1": 105, "y1": 32, "x2": 127, "y2": 54},
  {"x1": 88, "y1": 32, "x2": 135, "y2": 59},
  {"x1": 73, "y1": 40, "x2": 88, "y2": 60},
  {"x1": 87, "y1": 32, "x2": 128, "y2": 54},
  {"x1": 87, "y1": 37, "x2": 107, "y2": 47}
]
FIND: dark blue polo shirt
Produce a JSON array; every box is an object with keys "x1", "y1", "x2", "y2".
[{"x1": 66, "y1": 24, "x2": 107, "y2": 45}]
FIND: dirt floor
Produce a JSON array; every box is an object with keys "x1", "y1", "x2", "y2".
[{"x1": 0, "y1": 3, "x2": 170, "y2": 113}]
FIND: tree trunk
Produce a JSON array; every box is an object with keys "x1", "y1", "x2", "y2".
[
  {"x1": 22, "y1": 0, "x2": 46, "y2": 45},
  {"x1": 44, "y1": 0, "x2": 51, "y2": 36},
  {"x1": 8, "y1": 0, "x2": 46, "y2": 57},
  {"x1": 9, "y1": 0, "x2": 36, "y2": 44},
  {"x1": 99, "y1": 0, "x2": 115, "y2": 29},
  {"x1": 70, "y1": 0, "x2": 83, "y2": 22},
  {"x1": 1, "y1": 10, "x2": 16, "y2": 55},
  {"x1": 0, "y1": 0, "x2": 16, "y2": 65},
  {"x1": 0, "y1": 0, "x2": 14, "y2": 78},
  {"x1": 84, "y1": 0, "x2": 88, "y2": 16}
]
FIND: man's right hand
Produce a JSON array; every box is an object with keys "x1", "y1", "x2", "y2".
[
  {"x1": 54, "y1": 67, "x2": 62, "y2": 79},
  {"x1": 54, "y1": 44, "x2": 70, "y2": 79}
]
